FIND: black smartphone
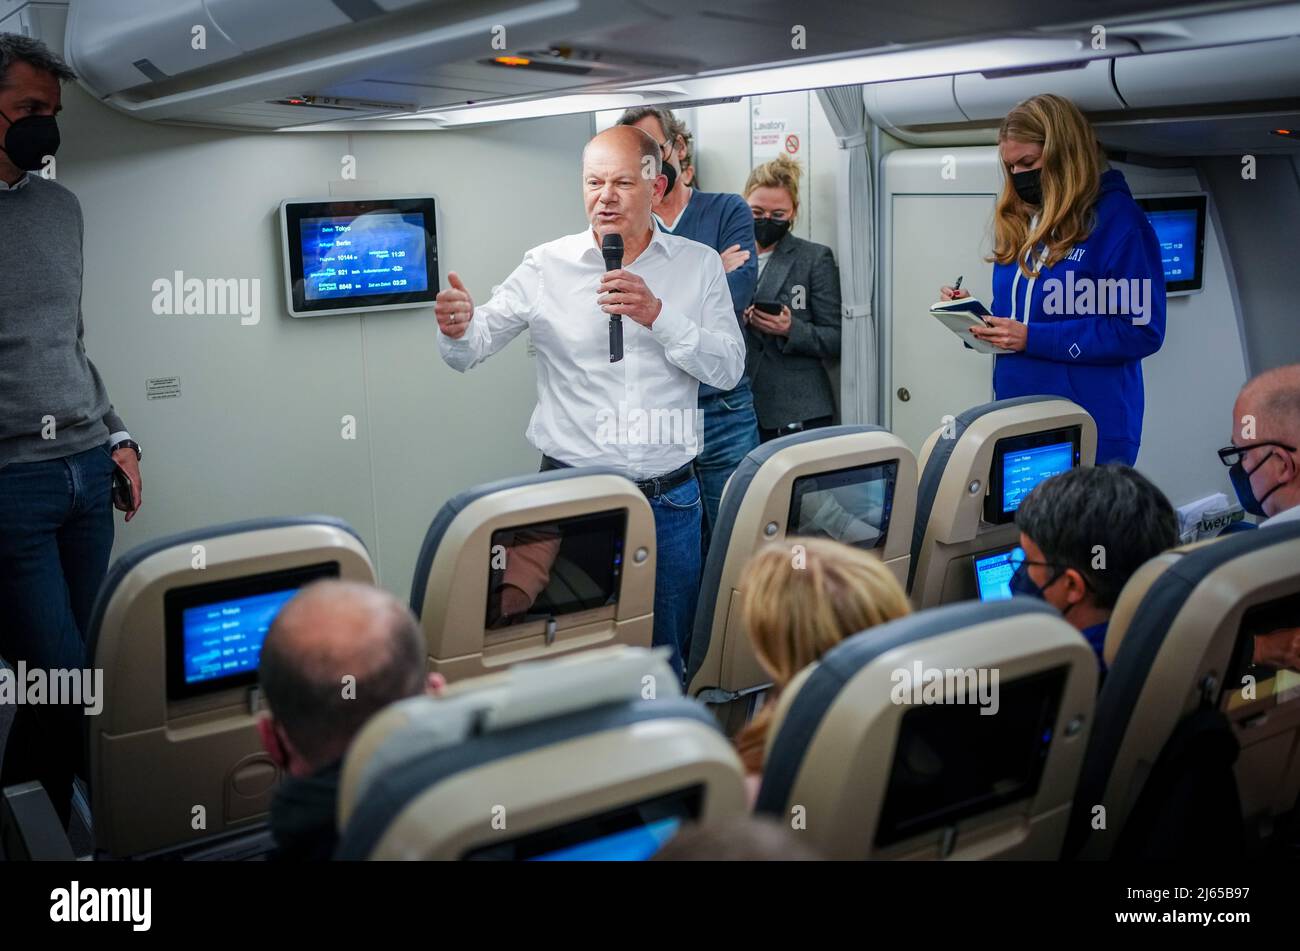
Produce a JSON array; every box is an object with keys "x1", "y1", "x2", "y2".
[
  {"x1": 111, "y1": 464, "x2": 134, "y2": 510},
  {"x1": 752, "y1": 298, "x2": 784, "y2": 314}
]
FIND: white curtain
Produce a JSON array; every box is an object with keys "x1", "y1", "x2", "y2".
[{"x1": 815, "y1": 86, "x2": 877, "y2": 424}]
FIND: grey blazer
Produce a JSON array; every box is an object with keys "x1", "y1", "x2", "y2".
[{"x1": 745, "y1": 232, "x2": 842, "y2": 430}]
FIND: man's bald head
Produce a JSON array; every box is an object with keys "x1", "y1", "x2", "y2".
[
  {"x1": 259, "y1": 580, "x2": 425, "y2": 770},
  {"x1": 1235, "y1": 364, "x2": 1300, "y2": 444},
  {"x1": 582, "y1": 125, "x2": 665, "y2": 241},
  {"x1": 583, "y1": 124, "x2": 661, "y2": 175}
]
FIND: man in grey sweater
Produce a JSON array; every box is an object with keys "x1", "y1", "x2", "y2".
[{"x1": 0, "y1": 34, "x2": 142, "y2": 825}]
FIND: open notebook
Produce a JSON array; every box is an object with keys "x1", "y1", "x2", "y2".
[{"x1": 929, "y1": 297, "x2": 1014, "y2": 355}]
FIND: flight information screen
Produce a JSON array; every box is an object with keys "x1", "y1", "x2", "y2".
[
  {"x1": 973, "y1": 546, "x2": 1021, "y2": 602},
  {"x1": 300, "y1": 212, "x2": 429, "y2": 301},
  {"x1": 1002, "y1": 442, "x2": 1075, "y2": 514},
  {"x1": 281, "y1": 196, "x2": 440, "y2": 316},
  {"x1": 985, "y1": 427, "x2": 1081, "y2": 524},
  {"x1": 1137, "y1": 194, "x2": 1206, "y2": 293},
  {"x1": 181, "y1": 588, "x2": 298, "y2": 686},
  {"x1": 1146, "y1": 209, "x2": 1198, "y2": 286},
  {"x1": 165, "y1": 561, "x2": 339, "y2": 699}
]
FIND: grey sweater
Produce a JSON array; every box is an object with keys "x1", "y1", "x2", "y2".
[{"x1": 1, "y1": 174, "x2": 125, "y2": 467}]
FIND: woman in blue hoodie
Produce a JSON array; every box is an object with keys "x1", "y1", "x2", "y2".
[{"x1": 941, "y1": 94, "x2": 1166, "y2": 465}]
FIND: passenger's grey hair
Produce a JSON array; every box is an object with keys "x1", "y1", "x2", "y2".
[{"x1": 0, "y1": 33, "x2": 75, "y2": 89}]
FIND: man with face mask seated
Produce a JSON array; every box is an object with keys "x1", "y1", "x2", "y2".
[
  {"x1": 256, "y1": 581, "x2": 445, "y2": 860},
  {"x1": 1223, "y1": 364, "x2": 1300, "y2": 529},
  {"x1": 1219, "y1": 364, "x2": 1300, "y2": 671},
  {"x1": 1010, "y1": 465, "x2": 1179, "y2": 676}
]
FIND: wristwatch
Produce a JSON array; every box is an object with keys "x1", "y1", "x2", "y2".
[{"x1": 110, "y1": 438, "x2": 142, "y2": 461}]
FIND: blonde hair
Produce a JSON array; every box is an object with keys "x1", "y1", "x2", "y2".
[
  {"x1": 990, "y1": 94, "x2": 1104, "y2": 279},
  {"x1": 733, "y1": 537, "x2": 911, "y2": 774},
  {"x1": 743, "y1": 154, "x2": 802, "y2": 211}
]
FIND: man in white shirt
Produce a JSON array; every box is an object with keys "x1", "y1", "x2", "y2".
[
  {"x1": 1221, "y1": 363, "x2": 1300, "y2": 672},
  {"x1": 435, "y1": 125, "x2": 745, "y2": 678}
]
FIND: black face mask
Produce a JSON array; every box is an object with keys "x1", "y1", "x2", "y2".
[
  {"x1": 1011, "y1": 167, "x2": 1042, "y2": 206},
  {"x1": 1229, "y1": 450, "x2": 1285, "y2": 518},
  {"x1": 659, "y1": 155, "x2": 677, "y2": 195},
  {"x1": 0, "y1": 109, "x2": 60, "y2": 172},
  {"x1": 753, "y1": 217, "x2": 791, "y2": 248}
]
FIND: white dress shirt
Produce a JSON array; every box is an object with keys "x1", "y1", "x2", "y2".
[
  {"x1": 1261, "y1": 502, "x2": 1300, "y2": 528},
  {"x1": 438, "y1": 226, "x2": 745, "y2": 480}
]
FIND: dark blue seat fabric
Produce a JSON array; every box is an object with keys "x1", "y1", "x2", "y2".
[
  {"x1": 335, "y1": 697, "x2": 719, "y2": 860},
  {"x1": 908, "y1": 395, "x2": 1058, "y2": 591},
  {"x1": 754, "y1": 598, "x2": 1060, "y2": 816},
  {"x1": 409, "y1": 467, "x2": 625, "y2": 618},
  {"x1": 685, "y1": 425, "x2": 887, "y2": 688},
  {"x1": 1065, "y1": 519, "x2": 1300, "y2": 858}
]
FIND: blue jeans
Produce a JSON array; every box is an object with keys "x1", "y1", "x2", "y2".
[
  {"x1": 648, "y1": 477, "x2": 703, "y2": 684},
  {"x1": 0, "y1": 443, "x2": 116, "y2": 825},
  {"x1": 696, "y1": 380, "x2": 760, "y2": 543}
]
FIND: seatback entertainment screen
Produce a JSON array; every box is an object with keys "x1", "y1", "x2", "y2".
[
  {"x1": 164, "y1": 561, "x2": 339, "y2": 700},
  {"x1": 787, "y1": 460, "x2": 898, "y2": 551},
  {"x1": 984, "y1": 427, "x2": 1082, "y2": 524},
  {"x1": 281, "y1": 196, "x2": 440, "y2": 317}
]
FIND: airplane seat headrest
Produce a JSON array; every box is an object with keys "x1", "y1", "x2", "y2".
[
  {"x1": 909, "y1": 394, "x2": 1061, "y2": 584},
  {"x1": 410, "y1": 467, "x2": 658, "y2": 682},
  {"x1": 86, "y1": 515, "x2": 375, "y2": 859},
  {"x1": 336, "y1": 647, "x2": 746, "y2": 860},
  {"x1": 1069, "y1": 519, "x2": 1300, "y2": 860},
  {"x1": 755, "y1": 598, "x2": 1097, "y2": 859},
  {"x1": 338, "y1": 645, "x2": 680, "y2": 819},
  {"x1": 686, "y1": 425, "x2": 918, "y2": 705},
  {"x1": 907, "y1": 395, "x2": 1097, "y2": 607}
]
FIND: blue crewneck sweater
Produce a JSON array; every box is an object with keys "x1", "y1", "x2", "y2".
[
  {"x1": 991, "y1": 169, "x2": 1166, "y2": 465},
  {"x1": 657, "y1": 189, "x2": 757, "y2": 398}
]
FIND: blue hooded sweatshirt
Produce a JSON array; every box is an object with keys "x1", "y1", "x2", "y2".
[{"x1": 991, "y1": 169, "x2": 1166, "y2": 465}]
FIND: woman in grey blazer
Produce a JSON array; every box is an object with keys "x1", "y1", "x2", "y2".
[{"x1": 742, "y1": 155, "x2": 843, "y2": 442}]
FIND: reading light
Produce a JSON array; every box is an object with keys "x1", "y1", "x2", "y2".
[
  {"x1": 492, "y1": 56, "x2": 532, "y2": 67},
  {"x1": 1271, "y1": 128, "x2": 1296, "y2": 138}
]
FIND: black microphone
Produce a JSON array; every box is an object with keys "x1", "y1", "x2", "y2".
[{"x1": 602, "y1": 233, "x2": 624, "y2": 363}]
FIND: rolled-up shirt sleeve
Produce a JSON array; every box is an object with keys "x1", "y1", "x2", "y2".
[
  {"x1": 650, "y1": 255, "x2": 745, "y2": 390},
  {"x1": 438, "y1": 253, "x2": 539, "y2": 371}
]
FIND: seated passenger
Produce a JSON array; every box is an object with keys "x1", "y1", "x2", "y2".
[
  {"x1": 652, "y1": 814, "x2": 822, "y2": 860},
  {"x1": 1012, "y1": 464, "x2": 1178, "y2": 674},
  {"x1": 1224, "y1": 363, "x2": 1300, "y2": 527},
  {"x1": 1223, "y1": 364, "x2": 1300, "y2": 671},
  {"x1": 256, "y1": 580, "x2": 443, "y2": 860},
  {"x1": 733, "y1": 538, "x2": 911, "y2": 797}
]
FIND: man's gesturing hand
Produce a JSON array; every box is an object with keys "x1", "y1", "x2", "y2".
[
  {"x1": 599, "y1": 269, "x2": 663, "y2": 328},
  {"x1": 435, "y1": 271, "x2": 475, "y2": 339}
]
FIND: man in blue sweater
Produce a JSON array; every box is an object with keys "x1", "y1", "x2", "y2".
[
  {"x1": 619, "y1": 108, "x2": 759, "y2": 536},
  {"x1": 0, "y1": 34, "x2": 143, "y2": 824}
]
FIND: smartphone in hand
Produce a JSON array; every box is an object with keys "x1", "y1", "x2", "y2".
[{"x1": 111, "y1": 464, "x2": 134, "y2": 511}]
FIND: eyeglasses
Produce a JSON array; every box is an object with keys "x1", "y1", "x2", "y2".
[
  {"x1": 1008, "y1": 547, "x2": 1058, "y2": 574},
  {"x1": 1217, "y1": 441, "x2": 1297, "y2": 468},
  {"x1": 1008, "y1": 547, "x2": 1089, "y2": 590}
]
